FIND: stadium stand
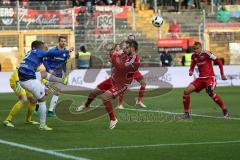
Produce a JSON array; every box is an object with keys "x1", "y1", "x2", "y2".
[{"x1": 0, "y1": 0, "x2": 240, "y2": 70}]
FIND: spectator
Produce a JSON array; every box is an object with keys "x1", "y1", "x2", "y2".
[
  {"x1": 160, "y1": 48, "x2": 172, "y2": 67},
  {"x1": 181, "y1": 47, "x2": 192, "y2": 66},
  {"x1": 2, "y1": 0, "x2": 10, "y2": 5},
  {"x1": 22, "y1": 0, "x2": 29, "y2": 8},
  {"x1": 140, "y1": 0, "x2": 147, "y2": 10},
  {"x1": 174, "y1": 0, "x2": 182, "y2": 12},
  {"x1": 96, "y1": 0, "x2": 111, "y2": 5},
  {"x1": 76, "y1": 45, "x2": 91, "y2": 69},
  {"x1": 168, "y1": 19, "x2": 181, "y2": 38},
  {"x1": 214, "y1": 0, "x2": 221, "y2": 6},
  {"x1": 86, "y1": 0, "x2": 93, "y2": 13},
  {"x1": 182, "y1": 0, "x2": 194, "y2": 9},
  {"x1": 39, "y1": 1, "x2": 47, "y2": 10},
  {"x1": 216, "y1": 5, "x2": 230, "y2": 23},
  {"x1": 194, "y1": 0, "x2": 201, "y2": 9},
  {"x1": 73, "y1": 0, "x2": 84, "y2": 6},
  {"x1": 230, "y1": 0, "x2": 236, "y2": 5}
]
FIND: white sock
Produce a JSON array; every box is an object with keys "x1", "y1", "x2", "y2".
[
  {"x1": 38, "y1": 101, "x2": 46, "y2": 125},
  {"x1": 48, "y1": 95, "x2": 59, "y2": 112}
]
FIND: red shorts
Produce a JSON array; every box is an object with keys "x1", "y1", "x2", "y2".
[
  {"x1": 133, "y1": 71, "x2": 144, "y2": 81},
  {"x1": 97, "y1": 78, "x2": 128, "y2": 97},
  {"x1": 191, "y1": 77, "x2": 216, "y2": 92}
]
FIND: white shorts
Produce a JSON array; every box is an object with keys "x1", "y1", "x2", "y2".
[{"x1": 20, "y1": 79, "x2": 45, "y2": 100}]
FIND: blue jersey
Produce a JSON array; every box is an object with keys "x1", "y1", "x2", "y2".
[
  {"x1": 18, "y1": 49, "x2": 69, "y2": 81},
  {"x1": 43, "y1": 46, "x2": 70, "y2": 78}
]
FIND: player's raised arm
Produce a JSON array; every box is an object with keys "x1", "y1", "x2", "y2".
[
  {"x1": 37, "y1": 49, "x2": 69, "y2": 58},
  {"x1": 115, "y1": 40, "x2": 140, "y2": 71}
]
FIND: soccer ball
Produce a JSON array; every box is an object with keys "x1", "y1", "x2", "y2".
[{"x1": 152, "y1": 15, "x2": 163, "y2": 28}]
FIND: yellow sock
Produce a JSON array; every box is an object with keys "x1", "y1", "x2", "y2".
[
  {"x1": 26, "y1": 103, "x2": 35, "y2": 122},
  {"x1": 5, "y1": 101, "x2": 24, "y2": 122}
]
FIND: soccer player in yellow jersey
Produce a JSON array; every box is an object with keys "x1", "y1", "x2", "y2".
[{"x1": 3, "y1": 69, "x2": 39, "y2": 127}]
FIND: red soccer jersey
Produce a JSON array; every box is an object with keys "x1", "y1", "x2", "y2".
[
  {"x1": 111, "y1": 51, "x2": 140, "y2": 86},
  {"x1": 190, "y1": 50, "x2": 217, "y2": 78}
]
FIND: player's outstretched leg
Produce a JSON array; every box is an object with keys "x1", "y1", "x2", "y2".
[
  {"x1": 136, "y1": 78, "x2": 147, "y2": 108},
  {"x1": 101, "y1": 91, "x2": 118, "y2": 129},
  {"x1": 76, "y1": 88, "x2": 104, "y2": 111},
  {"x1": 41, "y1": 71, "x2": 66, "y2": 84},
  {"x1": 179, "y1": 84, "x2": 196, "y2": 119},
  {"x1": 20, "y1": 79, "x2": 52, "y2": 131},
  {"x1": 206, "y1": 87, "x2": 229, "y2": 118},
  {"x1": 117, "y1": 94, "x2": 124, "y2": 109}
]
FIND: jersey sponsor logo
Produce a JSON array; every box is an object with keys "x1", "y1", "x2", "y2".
[{"x1": 197, "y1": 61, "x2": 206, "y2": 66}]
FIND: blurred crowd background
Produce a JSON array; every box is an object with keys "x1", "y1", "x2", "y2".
[{"x1": 0, "y1": 0, "x2": 239, "y2": 71}]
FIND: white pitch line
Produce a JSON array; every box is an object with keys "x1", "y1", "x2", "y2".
[
  {"x1": 0, "y1": 139, "x2": 90, "y2": 160},
  {"x1": 122, "y1": 108, "x2": 240, "y2": 120},
  {"x1": 54, "y1": 140, "x2": 240, "y2": 152}
]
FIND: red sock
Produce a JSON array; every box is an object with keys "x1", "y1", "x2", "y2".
[
  {"x1": 85, "y1": 96, "x2": 94, "y2": 108},
  {"x1": 137, "y1": 85, "x2": 145, "y2": 102},
  {"x1": 212, "y1": 94, "x2": 225, "y2": 109},
  {"x1": 118, "y1": 94, "x2": 124, "y2": 106},
  {"x1": 183, "y1": 95, "x2": 190, "y2": 112},
  {"x1": 103, "y1": 100, "x2": 116, "y2": 121}
]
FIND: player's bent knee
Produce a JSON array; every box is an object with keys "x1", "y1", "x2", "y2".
[
  {"x1": 19, "y1": 95, "x2": 28, "y2": 104},
  {"x1": 91, "y1": 89, "x2": 103, "y2": 97},
  {"x1": 29, "y1": 97, "x2": 37, "y2": 104},
  {"x1": 101, "y1": 93, "x2": 112, "y2": 103},
  {"x1": 206, "y1": 87, "x2": 214, "y2": 97},
  {"x1": 140, "y1": 81, "x2": 146, "y2": 87},
  {"x1": 20, "y1": 99, "x2": 29, "y2": 105}
]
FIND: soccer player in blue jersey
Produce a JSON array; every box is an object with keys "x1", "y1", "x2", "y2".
[
  {"x1": 18, "y1": 40, "x2": 72, "y2": 130},
  {"x1": 42, "y1": 36, "x2": 70, "y2": 117}
]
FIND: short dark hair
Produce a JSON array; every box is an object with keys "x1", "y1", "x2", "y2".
[
  {"x1": 131, "y1": 40, "x2": 138, "y2": 51},
  {"x1": 194, "y1": 42, "x2": 202, "y2": 47},
  {"x1": 31, "y1": 40, "x2": 44, "y2": 50},
  {"x1": 128, "y1": 34, "x2": 135, "y2": 40},
  {"x1": 58, "y1": 36, "x2": 67, "y2": 42},
  {"x1": 80, "y1": 45, "x2": 86, "y2": 53},
  {"x1": 125, "y1": 40, "x2": 138, "y2": 51}
]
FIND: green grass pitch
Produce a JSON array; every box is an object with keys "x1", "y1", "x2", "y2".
[{"x1": 0, "y1": 86, "x2": 240, "y2": 160}]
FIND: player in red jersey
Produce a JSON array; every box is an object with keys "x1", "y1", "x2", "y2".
[
  {"x1": 76, "y1": 40, "x2": 140, "y2": 129},
  {"x1": 117, "y1": 34, "x2": 147, "y2": 109},
  {"x1": 180, "y1": 42, "x2": 229, "y2": 119}
]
